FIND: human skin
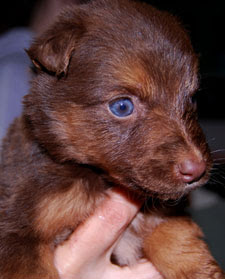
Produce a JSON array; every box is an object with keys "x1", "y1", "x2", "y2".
[{"x1": 54, "y1": 188, "x2": 163, "y2": 279}]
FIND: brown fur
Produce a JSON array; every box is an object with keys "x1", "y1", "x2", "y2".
[
  {"x1": 144, "y1": 218, "x2": 224, "y2": 279},
  {"x1": 0, "y1": 0, "x2": 224, "y2": 278}
]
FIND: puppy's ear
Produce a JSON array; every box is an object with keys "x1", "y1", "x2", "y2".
[{"x1": 27, "y1": 14, "x2": 86, "y2": 76}]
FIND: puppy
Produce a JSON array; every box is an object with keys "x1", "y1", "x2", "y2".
[{"x1": 0, "y1": 0, "x2": 224, "y2": 278}]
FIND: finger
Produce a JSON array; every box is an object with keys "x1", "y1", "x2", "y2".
[
  {"x1": 105, "y1": 261, "x2": 163, "y2": 279},
  {"x1": 54, "y1": 188, "x2": 141, "y2": 276},
  {"x1": 69, "y1": 188, "x2": 140, "y2": 256}
]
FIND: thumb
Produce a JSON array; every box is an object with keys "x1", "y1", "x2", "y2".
[{"x1": 54, "y1": 188, "x2": 141, "y2": 276}]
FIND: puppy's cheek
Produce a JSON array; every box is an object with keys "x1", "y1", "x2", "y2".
[
  {"x1": 48, "y1": 107, "x2": 102, "y2": 163},
  {"x1": 48, "y1": 104, "x2": 133, "y2": 166}
]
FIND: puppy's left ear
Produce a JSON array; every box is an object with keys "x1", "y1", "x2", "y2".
[{"x1": 27, "y1": 13, "x2": 86, "y2": 76}]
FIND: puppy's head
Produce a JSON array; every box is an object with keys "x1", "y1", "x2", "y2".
[{"x1": 24, "y1": 0, "x2": 211, "y2": 200}]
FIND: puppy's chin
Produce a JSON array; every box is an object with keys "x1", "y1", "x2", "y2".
[
  {"x1": 127, "y1": 183, "x2": 187, "y2": 201},
  {"x1": 143, "y1": 179, "x2": 209, "y2": 201},
  {"x1": 107, "y1": 174, "x2": 210, "y2": 201}
]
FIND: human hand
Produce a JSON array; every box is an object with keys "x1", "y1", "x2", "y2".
[{"x1": 54, "y1": 188, "x2": 163, "y2": 279}]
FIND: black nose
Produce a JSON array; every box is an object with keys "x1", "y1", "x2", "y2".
[{"x1": 178, "y1": 158, "x2": 206, "y2": 184}]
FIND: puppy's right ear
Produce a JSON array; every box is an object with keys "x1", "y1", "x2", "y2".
[{"x1": 27, "y1": 14, "x2": 86, "y2": 76}]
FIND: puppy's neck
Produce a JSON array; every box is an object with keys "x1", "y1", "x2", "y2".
[{"x1": 1, "y1": 116, "x2": 106, "y2": 198}]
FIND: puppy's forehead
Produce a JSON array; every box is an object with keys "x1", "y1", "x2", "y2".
[
  {"x1": 84, "y1": 1, "x2": 198, "y2": 102},
  {"x1": 110, "y1": 51, "x2": 198, "y2": 103}
]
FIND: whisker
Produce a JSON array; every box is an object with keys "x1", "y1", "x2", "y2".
[
  {"x1": 211, "y1": 149, "x2": 225, "y2": 154},
  {"x1": 206, "y1": 137, "x2": 216, "y2": 144}
]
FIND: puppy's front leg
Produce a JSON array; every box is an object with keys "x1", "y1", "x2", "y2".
[{"x1": 143, "y1": 217, "x2": 224, "y2": 279}]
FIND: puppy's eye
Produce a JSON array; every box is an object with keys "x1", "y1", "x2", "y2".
[{"x1": 109, "y1": 98, "x2": 134, "y2": 117}]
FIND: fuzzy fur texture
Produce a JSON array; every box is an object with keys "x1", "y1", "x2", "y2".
[{"x1": 0, "y1": 0, "x2": 224, "y2": 278}]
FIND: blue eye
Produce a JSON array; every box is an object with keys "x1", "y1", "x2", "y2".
[{"x1": 109, "y1": 98, "x2": 134, "y2": 117}]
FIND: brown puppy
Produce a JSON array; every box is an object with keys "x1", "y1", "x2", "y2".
[{"x1": 0, "y1": 0, "x2": 224, "y2": 278}]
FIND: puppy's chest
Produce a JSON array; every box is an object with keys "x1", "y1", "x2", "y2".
[
  {"x1": 113, "y1": 212, "x2": 164, "y2": 266},
  {"x1": 34, "y1": 177, "x2": 105, "y2": 241}
]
